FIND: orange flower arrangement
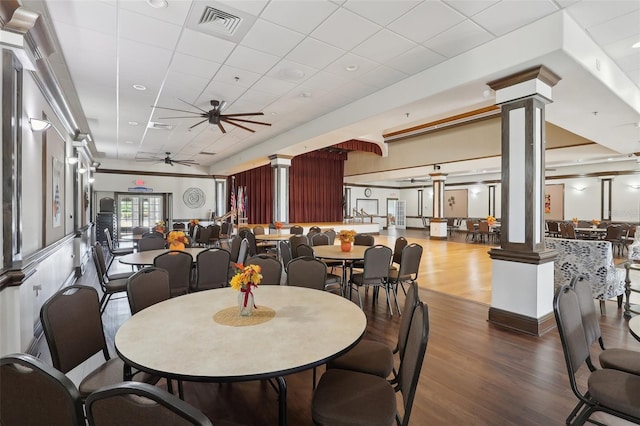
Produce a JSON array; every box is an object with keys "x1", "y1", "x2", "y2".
[
  {"x1": 338, "y1": 229, "x2": 357, "y2": 243},
  {"x1": 189, "y1": 219, "x2": 199, "y2": 226},
  {"x1": 275, "y1": 221, "x2": 283, "y2": 230},
  {"x1": 166, "y1": 230, "x2": 189, "y2": 245},
  {"x1": 591, "y1": 219, "x2": 601, "y2": 226}
]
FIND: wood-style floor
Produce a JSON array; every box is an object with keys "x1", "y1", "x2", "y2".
[{"x1": 48, "y1": 229, "x2": 640, "y2": 425}]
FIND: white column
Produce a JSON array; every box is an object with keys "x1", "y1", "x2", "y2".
[
  {"x1": 487, "y1": 66, "x2": 561, "y2": 336},
  {"x1": 270, "y1": 156, "x2": 291, "y2": 223},
  {"x1": 429, "y1": 173, "x2": 448, "y2": 239}
]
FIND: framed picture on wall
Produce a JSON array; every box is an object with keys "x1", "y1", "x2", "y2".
[{"x1": 52, "y1": 157, "x2": 62, "y2": 227}]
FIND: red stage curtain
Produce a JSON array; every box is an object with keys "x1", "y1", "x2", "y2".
[
  {"x1": 289, "y1": 151, "x2": 345, "y2": 222},
  {"x1": 229, "y1": 165, "x2": 273, "y2": 224}
]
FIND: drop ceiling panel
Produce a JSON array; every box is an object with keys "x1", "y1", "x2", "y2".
[
  {"x1": 443, "y1": 0, "x2": 499, "y2": 17},
  {"x1": 266, "y1": 59, "x2": 318, "y2": 84},
  {"x1": 385, "y1": 45, "x2": 445, "y2": 75},
  {"x1": 212, "y1": 65, "x2": 262, "y2": 88},
  {"x1": 47, "y1": 0, "x2": 116, "y2": 35},
  {"x1": 175, "y1": 28, "x2": 236, "y2": 63},
  {"x1": 472, "y1": 0, "x2": 559, "y2": 37},
  {"x1": 324, "y1": 52, "x2": 380, "y2": 79},
  {"x1": 214, "y1": 0, "x2": 268, "y2": 16},
  {"x1": 117, "y1": 42, "x2": 174, "y2": 90},
  {"x1": 343, "y1": 0, "x2": 421, "y2": 26},
  {"x1": 359, "y1": 65, "x2": 408, "y2": 89},
  {"x1": 118, "y1": 0, "x2": 192, "y2": 26},
  {"x1": 251, "y1": 75, "x2": 297, "y2": 96},
  {"x1": 240, "y1": 19, "x2": 305, "y2": 57},
  {"x1": 169, "y1": 53, "x2": 222, "y2": 80},
  {"x1": 565, "y1": 0, "x2": 640, "y2": 28},
  {"x1": 586, "y1": 10, "x2": 640, "y2": 46},
  {"x1": 300, "y1": 71, "x2": 349, "y2": 92},
  {"x1": 118, "y1": 8, "x2": 182, "y2": 49},
  {"x1": 387, "y1": 1, "x2": 465, "y2": 43},
  {"x1": 225, "y1": 45, "x2": 280, "y2": 74},
  {"x1": 352, "y1": 29, "x2": 418, "y2": 64},
  {"x1": 424, "y1": 19, "x2": 495, "y2": 58},
  {"x1": 285, "y1": 38, "x2": 346, "y2": 70},
  {"x1": 260, "y1": 0, "x2": 338, "y2": 34},
  {"x1": 311, "y1": 8, "x2": 381, "y2": 51}
]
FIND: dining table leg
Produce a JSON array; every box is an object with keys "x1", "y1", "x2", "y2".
[{"x1": 276, "y1": 375, "x2": 287, "y2": 426}]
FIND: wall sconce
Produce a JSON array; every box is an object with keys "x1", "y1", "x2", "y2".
[
  {"x1": 470, "y1": 189, "x2": 481, "y2": 196},
  {"x1": 67, "y1": 157, "x2": 79, "y2": 165},
  {"x1": 573, "y1": 185, "x2": 587, "y2": 191},
  {"x1": 88, "y1": 176, "x2": 95, "y2": 183},
  {"x1": 77, "y1": 166, "x2": 88, "y2": 174},
  {"x1": 29, "y1": 118, "x2": 52, "y2": 132},
  {"x1": 630, "y1": 184, "x2": 640, "y2": 190}
]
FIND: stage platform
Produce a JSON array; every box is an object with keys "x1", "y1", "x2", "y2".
[{"x1": 239, "y1": 222, "x2": 380, "y2": 235}]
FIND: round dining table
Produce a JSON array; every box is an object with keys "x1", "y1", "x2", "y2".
[
  {"x1": 313, "y1": 245, "x2": 368, "y2": 295},
  {"x1": 118, "y1": 247, "x2": 207, "y2": 266},
  {"x1": 115, "y1": 286, "x2": 366, "y2": 425}
]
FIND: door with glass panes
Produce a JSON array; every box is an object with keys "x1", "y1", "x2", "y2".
[{"x1": 117, "y1": 194, "x2": 164, "y2": 236}]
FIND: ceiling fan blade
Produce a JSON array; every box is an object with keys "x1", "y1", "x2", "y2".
[
  {"x1": 221, "y1": 112, "x2": 264, "y2": 117},
  {"x1": 158, "y1": 115, "x2": 203, "y2": 119},
  {"x1": 213, "y1": 100, "x2": 228, "y2": 112},
  {"x1": 189, "y1": 118, "x2": 209, "y2": 130},
  {"x1": 175, "y1": 161, "x2": 198, "y2": 166},
  {"x1": 178, "y1": 98, "x2": 208, "y2": 113},
  {"x1": 221, "y1": 118, "x2": 255, "y2": 133},
  {"x1": 223, "y1": 117, "x2": 271, "y2": 126},
  {"x1": 153, "y1": 105, "x2": 203, "y2": 115},
  {"x1": 218, "y1": 123, "x2": 226, "y2": 134}
]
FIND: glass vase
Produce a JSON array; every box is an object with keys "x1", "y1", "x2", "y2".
[{"x1": 238, "y1": 290, "x2": 254, "y2": 316}]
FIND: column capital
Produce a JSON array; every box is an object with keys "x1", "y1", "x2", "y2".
[
  {"x1": 269, "y1": 155, "x2": 292, "y2": 167},
  {"x1": 429, "y1": 172, "x2": 447, "y2": 180},
  {"x1": 488, "y1": 65, "x2": 561, "y2": 104}
]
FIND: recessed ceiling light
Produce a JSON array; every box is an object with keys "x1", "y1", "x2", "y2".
[
  {"x1": 301, "y1": 92, "x2": 312, "y2": 98},
  {"x1": 270, "y1": 112, "x2": 278, "y2": 116},
  {"x1": 124, "y1": 140, "x2": 134, "y2": 144},
  {"x1": 344, "y1": 64, "x2": 359, "y2": 72},
  {"x1": 133, "y1": 84, "x2": 146, "y2": 91},
  {"x1": 607, "y1": 157, "x2": 613, "y2": 161},
  {"x1": 632, "y1": 41, "x2": 640, "y2": 48},
  {"x1": 146, "y1": 0, "x2": 168, "y2": 8},
  {"x1": 279, "y1": 68, "x2": 305, "y2": 80},
  {"x1": 128, "y1": 121, "x2": 139, "y2": 126}
]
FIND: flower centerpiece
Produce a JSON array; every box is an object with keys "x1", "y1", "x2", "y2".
[
  {"x1": 572, "y1": 217, "x2": 579, "y2": 226},
  {"x1": 189, "y1": 219, "x2": 199, "y2": 227},
  {"x1": 275, "y1": 221, "x2": 283, "y2": 234},
  {"x1": 338, "y1": 229, "x2": 357, "y2": 252},
  {"x1": 155, "y1": 220, "x2": 166, "y2": 233},
  {"x1": 486, "y1": 215, "x2": 496, "y2": 226},
  {"x1": 230, "y1": 263, "x2": 262, "y2": 316},
  {"x1": 591, "y1": 219, "x2": 601, "y2": 228},
  {"x1": 166, "y1": 230, "x2": 189, "y2": 251}
]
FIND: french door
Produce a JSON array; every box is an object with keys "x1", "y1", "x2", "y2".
[{"x1": 116, "y1": 194, "x2": 164, "y2": 235}]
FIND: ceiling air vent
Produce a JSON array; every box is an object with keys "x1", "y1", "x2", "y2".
[
  {"x1": 147, "y1": 122, "x2": 173, "y2": 131},
  {"x1": 199, "y1": 151, "x2": 216, "y2": 156},
  {"x1": 186, "y1": 2, "x2": 256, "y2": 43}
]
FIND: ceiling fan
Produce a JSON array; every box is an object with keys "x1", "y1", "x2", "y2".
[
  {"x1": 155, "y1": 99, "x2": 271, "y2": 133},
  {"x1": 136, "y1": 152, "x2": 199, "y2": 167}
]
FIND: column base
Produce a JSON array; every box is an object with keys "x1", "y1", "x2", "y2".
[
  {"x1": 429, "y1": 218, "x2": 448, "y2": 240},
  {"x1": 488, "y1": 307, "x2": 555, "y2": 336}
]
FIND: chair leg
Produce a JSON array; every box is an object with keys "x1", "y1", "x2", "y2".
[
  {"x1": 599, "y1": 299, "x2": 606, "y2": 316},
  {"x1": 617, "y1": 294, "x2": 623, "y2": 309},
  {"x1": 99, "y1": 293, "x2": 112, "y2": 315}
]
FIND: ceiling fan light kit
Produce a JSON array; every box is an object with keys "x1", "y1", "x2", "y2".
[{"x1": 155, "y1": 98, "x2": 271, "y2": 134}]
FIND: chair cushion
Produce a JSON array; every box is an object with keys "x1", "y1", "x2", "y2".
[
  {"x1": 599, "y1": 348, "x2": 640, "y2": 376},
  {"x1": 312, "y1": 369, "x2": 396, "y2": 426},
  {"x1": 588, "y1": 368, "x2": 640, "y2": 418},
  {"x1": 112, "y1": 247, "x2": 134, "y2": 255},
  {"x1": 104, "y1": 278, "x2": 128, "y2": 293},
  {"x1": 78, "y1": 357, "x2": 126, "y2": 397},
  {"x1": 327, "y1": 340, "x2": 394, "y2": 378},
  {"x1": 107, "y1": 271, "x2": 135, "y2": 281}
]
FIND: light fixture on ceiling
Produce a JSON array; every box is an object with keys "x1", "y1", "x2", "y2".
[
  {"x1": 128, "y1": 121, "x2": 139, "y2": 126},
  {"x1": 29, "y1": 118, "x2": 52, "y2": 132},
  {"x1": 133, "y1": 84, "x2": 147, "y2": 91},
  {"x1": 67, "y1": 157, "x2": 79, "y2": 165},
  {"x1": 632, "y1": 41, "x2": 640, "y2": 48},
  {"x1": 146, "y1": 0, "x2": 168, "y2": 8},
  {"x1": 344, "y1": 64, "x2": 359, "y2": 72},
  {"x1": 124, "y1": 140, "x2": 134, "y2": 144}
]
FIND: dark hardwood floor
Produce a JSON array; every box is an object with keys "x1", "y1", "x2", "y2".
[{"x1": 41, "y1": 230, "x2": 640, "y2": 425}]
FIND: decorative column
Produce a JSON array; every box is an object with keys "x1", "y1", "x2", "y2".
[
  {"x1": 429, "y1": 173, "x2": 447, "y2": 240},
  {"x1": 270, "y1": 155, "x2": 292, "y2": 223},
  {"x1": 487, "y1": 66, "x2": 561, "y2": 336}
]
